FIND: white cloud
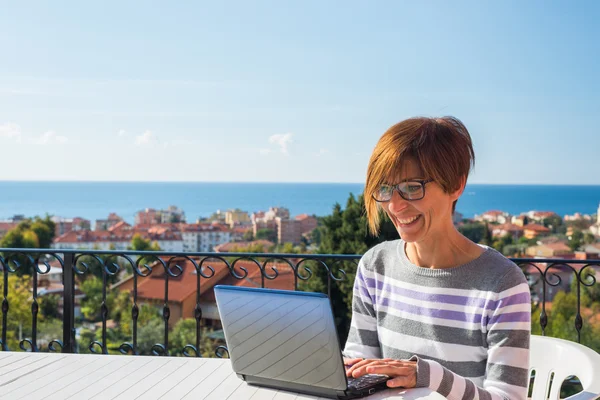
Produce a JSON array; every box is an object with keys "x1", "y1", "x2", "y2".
[
  {"x1": 268, "y1": 133, "x2": 293, "y2": 155},
  {"x1": 135, "y1": 130, "x2": 156, "y2": 146},
  {"x1": 31, "y1": 130, "x2": 68, "y2": 145},
  {"x1": 118, "y1": 129, "x2": 127, "y2": 136},
  {"x1": 314, "y1": 148, "x2": 329, "y2": 156},
  {"x1": 0, "y1": 122, "x2": 22, "y2": 140}
]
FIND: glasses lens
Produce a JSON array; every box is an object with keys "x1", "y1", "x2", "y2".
[
  {"x1": 374, "y1": 185, "x2": 393, "y2": 201},
  {"x1": 398, "y1": 181, "x2": 424, "y2": 200}
]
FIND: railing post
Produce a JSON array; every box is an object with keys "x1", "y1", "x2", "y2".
[
  {"x1": 1, "y1": 258, "x2": 8, "y2": 351},
  {"x1": 62, "y1": 253, "x2": 76, "y2": 353}
]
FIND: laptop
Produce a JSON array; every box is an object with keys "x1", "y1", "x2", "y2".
[{"x1": 214, "y1": 285, "x2": 389, "y2": 399}]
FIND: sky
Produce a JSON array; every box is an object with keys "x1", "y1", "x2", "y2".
[{"x1": 0, "y1": 1, "x2": 598, "y2": 184}]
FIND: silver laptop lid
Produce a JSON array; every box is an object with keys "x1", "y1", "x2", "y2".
[{"x1": 214, "y1": 285, "x2": 348, "y2": 391}]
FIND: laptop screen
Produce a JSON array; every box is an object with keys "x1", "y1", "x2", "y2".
[{"x1": 215, "y1": 286, "x2": 348, "y2": 391}]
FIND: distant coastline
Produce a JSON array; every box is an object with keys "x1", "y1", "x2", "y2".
[{"x1": 0, "y1": 181, "x2": 598, "y2": 223}]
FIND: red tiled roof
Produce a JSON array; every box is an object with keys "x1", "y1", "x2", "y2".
[
  {"x1": 532, "y1": 211, "x2": 558, "y2": 218},
  {"x1": 493, "y1": 223, "x2": 523, "y2": 232},
  {"x1": 524, "y1": 224, "x2": 550, "y2": 232},
  {"x1": 54, "y1": 229, "x2": 182, "y2": 243},
  {"x1": 214, "y1": 240, "x2": 274, "y2": 252},
  {"x1": 232, "y1": 226, "x2": 252, "y2": 234},
  {"x1": 127, "y1": 261, "x2": 230, "y2": 302},
  {"x1": 0, "y1": 222, "x2": 19, "y2": 231},
  {"x1": 543, "y1": 242, "x2": 571, "y2": 251},
  {"x1": 117, "y1": 258, "x2": 295, "y2": 303},
  {"x1": 108, "y1": 221, "x2": 131, "y2": 232}
]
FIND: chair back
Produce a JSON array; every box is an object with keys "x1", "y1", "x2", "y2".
[{"x1": 530, "y1": 335, "x2": 600, "y2": 400}]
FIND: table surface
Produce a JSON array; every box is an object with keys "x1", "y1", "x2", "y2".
[{"x1": 0, "y1": 351, "x2": 444, "y2": 400}]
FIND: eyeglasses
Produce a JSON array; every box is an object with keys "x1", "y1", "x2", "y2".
[{"x1": 372, "y1": 179, "x2": 433, "y2": 202}]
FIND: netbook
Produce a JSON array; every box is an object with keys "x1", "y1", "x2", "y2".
[{"x1": 214, "y1": 285, "x2": 389, "y2": 399}]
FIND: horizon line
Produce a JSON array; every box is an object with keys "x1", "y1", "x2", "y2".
[{"x1": 0, "y1": 179, "x2": 599, "y2": 187}]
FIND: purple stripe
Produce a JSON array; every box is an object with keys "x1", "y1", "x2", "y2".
[
  {"x1": 356, "y1": 266, "x2": 365, "y2": 282},
  {"x1": 495, "y1": 292, "x2": 530, "y2": 309},
  {"x1": 355, "y1": 272, "x2": 375, "y2": 304},
  {"x1": 363, "y1": 277, "x2": 529, "y2": 311},
  {"x1": 488, "y1": 312, "x2": 531, "y2": 325},
  {"x1": 365, "y1": 276, "x2": 488, "y2": 308},
  {"x1": 379, "y1": 296, "x2": 483, "y2": 324},
  {"x1": 355, "y1": 283, "x2": 371, "y2": 302}
]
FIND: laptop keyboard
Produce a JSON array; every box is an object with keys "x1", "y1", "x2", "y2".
[{"x1": 347, "y1": 374, "x2": 388, "y2": 390}]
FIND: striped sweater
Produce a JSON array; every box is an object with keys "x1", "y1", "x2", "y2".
[{"x1": 343, "y1": 240, "x2": 531, "y2": 400}]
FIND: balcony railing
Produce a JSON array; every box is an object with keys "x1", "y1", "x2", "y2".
[{"x1": 1, "y1": 248, "x2": 599, "y2": 358}]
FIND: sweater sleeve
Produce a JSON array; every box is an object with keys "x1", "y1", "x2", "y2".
[
  {"x1": 343, "y1": 258, "x2": 382, "y2": 359},
  {"x1": 413, "y1": 268, "x2": 531, "y2": 400}
]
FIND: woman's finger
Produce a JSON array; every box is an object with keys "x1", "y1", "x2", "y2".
[
  {"x1": 343, "y1": 357, "x2": 363, "y2": 366},
  {"x1": 386, "y1": 375, "x2": 415, "y2": 388},
  {"x1": 346, "y1": 359, "x2": 381, "y2": 376},
  {"x1": 365, "y1": 365, "x2": 414, "y2": 376}
]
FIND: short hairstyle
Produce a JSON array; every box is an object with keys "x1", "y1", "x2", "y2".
[{"x1": 365, "y1": 116, "x2": 475, "y2": 235}]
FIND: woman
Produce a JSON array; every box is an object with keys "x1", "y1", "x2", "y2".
[{"x1": 343, "y1": 117, "x2": 530, "y2": 399}]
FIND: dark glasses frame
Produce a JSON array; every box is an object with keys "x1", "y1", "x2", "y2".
[{"x1": 372, "y1": 179, "x2": 434, "y2": 202}]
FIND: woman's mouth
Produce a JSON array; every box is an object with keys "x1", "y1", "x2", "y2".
[{"x1": 397, "y1": 215, "x2": 422, "y2": 227}]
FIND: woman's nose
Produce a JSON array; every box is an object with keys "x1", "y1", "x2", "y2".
[{"x1": 386, "y1": 190, "x2": 410, "y2": 214}]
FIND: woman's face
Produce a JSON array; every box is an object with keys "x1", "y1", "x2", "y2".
[{"x1": 381, "y1": 158, "x2": 460, "y2": 243}]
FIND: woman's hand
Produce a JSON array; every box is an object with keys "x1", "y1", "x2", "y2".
[{"x1": 344, "y1": 358, "x2": 417, "y2": 388}]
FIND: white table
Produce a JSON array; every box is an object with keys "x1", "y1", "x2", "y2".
[{"x1": 0, "y1": 351, "x2": 444, "y2": 399}]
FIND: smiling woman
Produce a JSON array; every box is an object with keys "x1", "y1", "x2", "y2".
[{"x1": 344, "y1": 117, "x2": 531, "y2": 399}]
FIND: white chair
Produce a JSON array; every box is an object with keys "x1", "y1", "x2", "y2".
[{"x1": 530, "y1": 335, "x2": 600, "y2": 400}]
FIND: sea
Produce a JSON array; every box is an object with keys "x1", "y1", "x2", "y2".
[{"x1": 0, "y1": 181, "x2": 598, "y2": 224}]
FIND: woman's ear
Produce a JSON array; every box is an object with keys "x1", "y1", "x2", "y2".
[{"x1": 451, "y1": 176, "x2": 467, "y2": 201}]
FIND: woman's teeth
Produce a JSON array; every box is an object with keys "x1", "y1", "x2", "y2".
[{"x1": 398, "y1": 215, "x2": 420, "y2": 225}]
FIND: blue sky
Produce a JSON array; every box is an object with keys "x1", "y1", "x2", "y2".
[{"x1": 0, "y1": 1, "x2": 598, "y2": 184}]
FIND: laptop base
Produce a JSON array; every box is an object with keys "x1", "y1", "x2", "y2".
[{"x1": 243, "y1": 375, "x2": 389, "y2": 399}]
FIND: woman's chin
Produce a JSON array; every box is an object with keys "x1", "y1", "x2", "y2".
[{"x1": 395, "y1": 216, "x2": 425, "y2": 240}]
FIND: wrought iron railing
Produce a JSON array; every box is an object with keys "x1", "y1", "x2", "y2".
[{"x1": 1, "y1": 248, "x2": 599, "y2": 357}]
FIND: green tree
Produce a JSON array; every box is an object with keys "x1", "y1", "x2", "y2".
[
  {"x1": 242, "y1": 230, "x2": 254, "y2": 241},
  {"x1": 170, "y1": 319, "x2": 225, "y2": 357},
  {"x1": 80, "y1": 276, "x2": 105, "y2": 321},
  {"x1": 0, "y1": 274, "x2": 34, "y2": 350},
  {"x1": 457, "y1": 222, "x2": 488, "y2": 244},
  {"x1": 301, "y1": 194, "x2": 398, "y2": 345},
  {"x1": 37, "y1": 317, "x2": 63, "y2": 350},
  {"x1": 1, "y1": 229, "x2": 38, "y2": 249},
  {"x1": 255, "y1": 228, "x2": 277, "y2": 243},
  {"x1": 38, "y1": 294, "x2": 61, "y2": 319},
  {"x1": 310, "y1": 222, "x2": 323, "y2": 246},
  {"x1": 518, "y1": 236, "x2": 538, "y2": 246},
  {"x1": 110, "y1": 290, "x2": 131, "y2": 325},
  {"x1": 30, "y1": 216, "x2": 56, "y2": 248},
  {"x1": 129, "y1": 234, "x2": 160, "y2": 252},
  {"x1": 502, "y1": 244, "x2": 528, "y2": 257},
  {"x1": 492, "y1": 234, "x2": 514, "y2": 255},
  {"x1": 129, "y1": 234, "x2": 161, "y2": 268},
  {"x1": 531, "y1": 271, "x2": 600, "y2": 353},
  {"x1": 566, "y1": 219, "x2": 593, "y2": 231},
  {"x1": 542, "y1": 215, "x2": 565, "y2": 234},
  {"x1": 137, "y1": 318, "x2": 164, "y2": 355},
  {"x1": 168, "y1": 214, "x2": 182, "y2": 223},
  {"x1": 583, "y1": 233, "x2": 596, "y2": 245},
  {"x1": 0, "y1": 216, "x2": 56, "y2": 275},
  {"x1": 568, "y1": 230, "x2": 584, "y2": 251}
]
